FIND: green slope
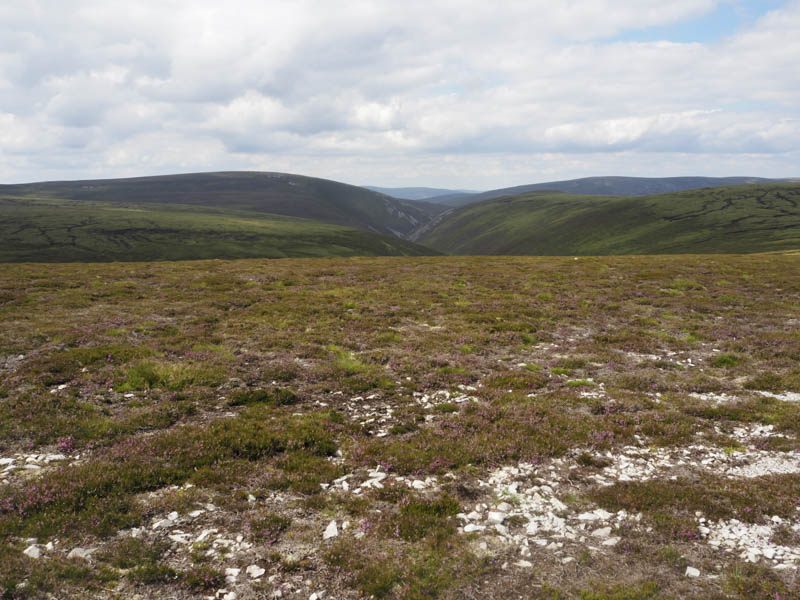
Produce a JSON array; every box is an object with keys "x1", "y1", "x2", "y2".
[
  {"x1": 420, "y1": 183, "x2": 800, "y2": 255},
  {"x1": 0, "y1": 196, "x2": 438, "y2": 262},
  {"x1": 437, "y1": 176, "x2": 784, "y2": 207},
  {"x1": 0, "y1": 171, "x2": 446, "y2": 238}
]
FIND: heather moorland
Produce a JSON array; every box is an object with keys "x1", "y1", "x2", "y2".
[{"x1": 1, "y1": 254, "x2": 798, "y2": 599}]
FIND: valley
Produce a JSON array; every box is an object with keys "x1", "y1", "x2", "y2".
[{"x1": 2, "y1": 173, "x2": 800, "y2": 262}]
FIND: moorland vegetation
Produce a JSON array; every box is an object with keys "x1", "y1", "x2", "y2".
[{"x1": 1, "y1": 254, "x2": 798, "y2": 599}]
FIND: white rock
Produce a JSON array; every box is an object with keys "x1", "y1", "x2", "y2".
[
  {"x1": 514, "y1": 560, "x2": 533, "y2": 568},
  {"x1": 487, "y1": 511, "x2": 506, "y2": 524},
  {"x1": 592, "y1": 527, "x2": 612, "y2": 539},
  {"x1": 168, "y1": 511, "x2": 179, "y2": 520},
  {"x1": 169, "y1": 534, "x2": 192, "y2": 544},
  {"x1": 323, "y1": 520, "x2": 338, "y2": 540},
  {"x1": 152, "y1": 519, "x2": 173, "y2": 529},
  {"x1": 464, "y1": 524, "x2": 485, "y2": 533},
  {"x1": 602, "y1": 537, "x2": 620, "y2": 546},
  {"x1": 246, "y1": 564, "x2": 265, "y2": 579},
  {"x1": 685, "y1": 566, "x2": 700, "y2": 578},
  {"x1": 67, "y1": 547, "x2": 94, "y2": 560},
  {"x1": 23, "y1": 545, "x2": 41, "y2": 559}
]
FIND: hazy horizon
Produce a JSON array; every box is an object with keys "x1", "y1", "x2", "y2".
[{"x1": 2, "y1": 170, "x2": 795, "y2": 194}]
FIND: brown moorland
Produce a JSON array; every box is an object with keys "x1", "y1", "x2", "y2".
[{"x1": 1, "y1": 254, "x2": 798, "y2": 599}]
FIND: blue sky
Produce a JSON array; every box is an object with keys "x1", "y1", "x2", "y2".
[
  {"x1": 610, "y1": 1, "x2": 785, "y2": 43},
  {"x1": 0, "y1": 0, "x2": 798, "y2": 188}
]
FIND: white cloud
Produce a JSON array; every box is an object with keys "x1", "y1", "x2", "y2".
[{"x1": 0, "y1": 0, "x2": 797, "y2": 186}]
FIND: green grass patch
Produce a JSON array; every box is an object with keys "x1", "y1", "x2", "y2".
[
  {"x1": 116, "y1": 360, "x2": 224, "y2": 392},
  {"x1": 709, "y1": 353, "x2": 742, "y2": 368}
]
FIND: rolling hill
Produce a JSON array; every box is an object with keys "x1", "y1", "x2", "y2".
[
  {"x1": 419, "y1": 183, "x2": 800, "y2": 255},
  {"x1": 0, "y1": 196, "x2": 438, "y2": 262},
  {"x1": 437, "y1": 176, "x2": 784, "y2": 207},
  {"x1": 0, "y1": 172, "x2": 446, "y2": 238}
]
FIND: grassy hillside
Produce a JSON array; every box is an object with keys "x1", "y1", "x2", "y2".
[
  {"x1": 0, "y1": 171, "x2": 446, "y2": 238},
  {"x1": 1, "y1": 255, "x2": 799, "y2": 599},
  {"x1": 439, "y1": 176, "x2": 783, "y2": 207},
  {"x1": 0, "y1": 196, "x2": 438, "y2": 262},
  {"x1": 421, "y1": 183, "x2": 800, "y2": 255}
]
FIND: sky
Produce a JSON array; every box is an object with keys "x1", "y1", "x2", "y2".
[{"x1": 0, "y1": 0, "x2": 798, "y2": 189}]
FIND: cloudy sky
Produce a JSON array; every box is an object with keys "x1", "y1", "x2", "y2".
[{"x1": 1, "y1": 0, "x2": 798, "y2": 189}]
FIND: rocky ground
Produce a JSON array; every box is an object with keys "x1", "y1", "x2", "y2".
[{"x1": 1, "y1": 255, "x2": 799, "y2": 599}]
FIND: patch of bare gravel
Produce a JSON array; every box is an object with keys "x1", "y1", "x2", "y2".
[{"x1": 0, "y1": 450, "x2": 79, "y2": 486}]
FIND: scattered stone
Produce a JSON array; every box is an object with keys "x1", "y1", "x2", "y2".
[
  {"x1": 23, "y1": 545, "x2": 41, "y2": 559},
  {"x1": 592, "y1": 527, "x2": 612, "y2": 538},
  {"x1": 323, "y1": 520, "x2": 338, "y2": 540},
  {"x1": 67, "y1": 547, "x2": 94, "y2": 560},
  {"x1": 246, "y1": 565, "x2": 265, "y2": 579},
  {"x1": 487, "y1": 511, "x2": 506, "y2": 524},
  {"x1": 701, "y1": 516, "x2": 800, "y2": 568},
  {"x1": 685, "y1": 566, "x2": 700, "y2": 578},
  {"x1": 153, "y1": 519, "x2": 173, "y2": 529},
  {"x1": 514, "y1": 560, "x2": 533, "y2": 568}
]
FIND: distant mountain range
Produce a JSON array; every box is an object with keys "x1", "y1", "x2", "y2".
[
  {"x1": 433, "y1": 176, "x2": 787, "y2": 207},
  {"x1": 1, "y1": 172, "x2": 798, "y2": 261},
  {"x1": 363, "y1": 186, "x2": 479, "y2": 201}
]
